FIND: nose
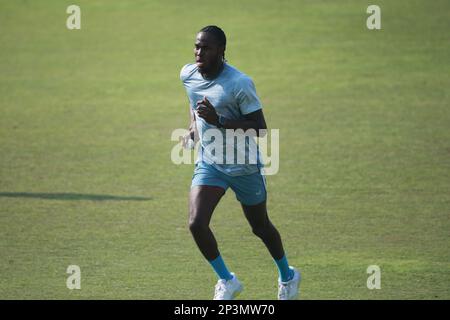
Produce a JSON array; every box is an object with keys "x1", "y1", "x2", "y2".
[{"x1": 195, "y1": 48, "x2": 204, "y2": 57}]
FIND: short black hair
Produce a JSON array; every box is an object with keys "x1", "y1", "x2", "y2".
[{"x1": 199, "y1": 25, "x2": 226, "y2": 49}]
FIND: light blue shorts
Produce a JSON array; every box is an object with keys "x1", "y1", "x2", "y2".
[{"x1": 191, "y1": 161, "x2": 267, "y2": 206}]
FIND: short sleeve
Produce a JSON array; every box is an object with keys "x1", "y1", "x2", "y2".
[
  {"x1": 235, "y1": 76, "x2": 262, "y2": 115},
  {"x1": 180, "y1": 64, "x2": 189, "y2": 82}
]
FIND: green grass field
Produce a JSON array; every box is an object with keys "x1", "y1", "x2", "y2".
[{"x1": 1, "y1": 0, "x2": 449, "y2": 299}]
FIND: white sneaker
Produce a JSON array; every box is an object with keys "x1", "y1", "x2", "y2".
[
  {"x1": 278, "y1": 266, "x2": 301, "y2": 300},
  {"x1": 213, "y1": 273, "x2": 243, "y2": 300}
]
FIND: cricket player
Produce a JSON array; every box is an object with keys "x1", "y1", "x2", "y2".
[{"x1": 180, "y1": 26, "x2": 300, "y2": 300}]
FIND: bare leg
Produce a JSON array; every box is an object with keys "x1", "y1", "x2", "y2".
[
  {"x1": 189, "y1": 185, "x2": 226, "y2": 260},
  {"x1": 241, "y1": 200, "x2": 285, "y2": 260}
]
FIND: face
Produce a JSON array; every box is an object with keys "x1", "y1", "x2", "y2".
[{"x1": 194, "y1": 32, "x2": 224, "y2": 74}]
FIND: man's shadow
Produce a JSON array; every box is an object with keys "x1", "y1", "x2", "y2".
[{"x1": 0, "y1": 192, "x2": 152, "y2": 201}]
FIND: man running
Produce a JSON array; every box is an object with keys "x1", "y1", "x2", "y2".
[{"x1": 180, "y1": 25, "x2": 301, "y2": 300}]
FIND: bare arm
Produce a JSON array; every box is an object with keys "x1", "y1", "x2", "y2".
[
  {"x1": 196, "y1": 97, "x2": 267, "y2": 136},
  {"x1": 181, "y1": 107, "x2": 198, "y2": 149},
  {"x1": 220, "y1": 109, "x2": 267, "y2": 132},
  {"x1": 188, "y1": 108, "x2": 195, "y2": 131}
]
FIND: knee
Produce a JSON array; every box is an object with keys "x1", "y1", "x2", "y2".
[
  {"x1": 251, "y1": 224, "x2": 269, "y2": 239},
  {"x1": 188, "y1": 211, "x2": 208, "y2": 234}
]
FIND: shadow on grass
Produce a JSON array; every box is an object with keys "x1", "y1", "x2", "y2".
[{"x1": 0, "y1": 192, "x2": 152, "y2": 201}]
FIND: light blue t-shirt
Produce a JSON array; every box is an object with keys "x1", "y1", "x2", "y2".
[{"x1": 180, "y1": 63, "x2": 263, "y2": 176}]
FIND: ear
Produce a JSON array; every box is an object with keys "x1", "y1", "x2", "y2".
[{"x1": 218, "y1": 45, "x2": 225, "y2": 58}]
